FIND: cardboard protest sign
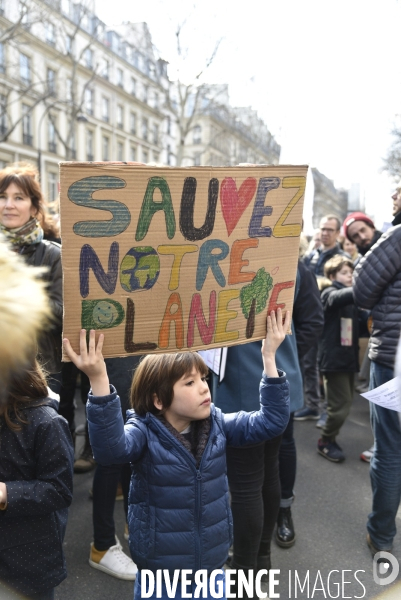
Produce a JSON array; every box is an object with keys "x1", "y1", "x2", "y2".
[{"x1": 60, "y1": 163, "x2": 307, "y2": 359}]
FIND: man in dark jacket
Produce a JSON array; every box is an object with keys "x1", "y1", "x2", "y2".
[
  {"x1": 342, "y1": 212, "x2": 382, "y2": 257},
  {"x1": 296, "y1": 215, "x2": 346, "y2": 421},
  {"x1": 353, "y1": 223, "x2": 401, "y2": 556}
]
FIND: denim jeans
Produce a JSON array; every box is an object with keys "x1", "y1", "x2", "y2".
[
  {"x1": 367, "y1": 360, "x2": 401, "y2": 549},
  {"x1": 134, "y1": 570, "x2": 226, "y2": 600}
]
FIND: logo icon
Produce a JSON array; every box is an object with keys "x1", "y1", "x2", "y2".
[{"x1": 373, "y1": 551, "x2": 399, "y2": 586}]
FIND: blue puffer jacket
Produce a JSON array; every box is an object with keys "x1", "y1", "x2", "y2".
[{"x1": 87, "y1": 371, "x2": 289, "y2": 574}]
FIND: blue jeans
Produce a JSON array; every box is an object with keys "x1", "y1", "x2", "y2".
[
  {"x1": 134, "y1": 570, "x2": 226, "y2": 600},
  {"x1": 367, "y1": 361, "x2": 401, "y2": 549}
]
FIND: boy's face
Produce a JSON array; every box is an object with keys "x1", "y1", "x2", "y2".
[
  {"x1": 332, "y1": 265, "x2": 353, "y2": 287},
  {"x1": 154, "y1": 369, "x2": 211, "y2": 432}
]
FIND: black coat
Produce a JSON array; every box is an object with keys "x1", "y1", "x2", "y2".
[
  {"x1": 318, "y1": 281, "x2": 359, "y2": 373},
  {"x1": 20, "y1": 240, "x2": 63, "y2": 374},
  {"x1": 0, "y1": 398, "x2": 74, "y2": 595}
]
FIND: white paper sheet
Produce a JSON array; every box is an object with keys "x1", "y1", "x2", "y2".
[
  {"x1": 198, "y1": 348, "x2": 228, "y2": 382},
  {"x1": 360, "y1": 377, "x2": 401, "y2": 412}
]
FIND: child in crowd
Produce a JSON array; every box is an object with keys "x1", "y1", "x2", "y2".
[
  {"x1": 63, "y1": 308, "x2": 290, "y2": 600},
  {"x1": 317, "y1": 255, "x2": 360, "y2": 463},
  {"x1": 0, "y1": 239, "x2": 74, "y2": 600}
]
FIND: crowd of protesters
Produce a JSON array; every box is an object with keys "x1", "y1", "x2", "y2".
[{"x1": 1, "y1": 161, "x2": 401, "y2": 599}]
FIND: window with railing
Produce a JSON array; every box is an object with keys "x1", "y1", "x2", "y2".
[
  {"x1": 66, "y1": 78, "x2": 72, "y2": 101},
  {"x1": 0, "y1": 43, "x2": 5, "y2": 73},
  {"x1": 193, "y1": 152, "x2": 201, "y2": 166},
  {"x1": 117, "y1": 141, "x2": 123, "y2": 161},
  {"x1": 153, "y1": 123, "x2": 159, "y2": 145},
  {"x1": 47, "y1": 68, "x2": 56, "y2": 95},
  {"x1": 143, "y1": 85, "x2": 148, "y2": 104},
  {"x1": 130, "y1": 112, "x2": 136, "y2": 135},
  {"x1": 117, "y1": 105, "x2": 123, "y2": 129},
  {"x1": 22, "y1": 104, "x2": 32, "y2": 145},
  {"x1": 46, "y1": 22, "x2": 56, "y2": 46},
  {"x1": 166, "y1": 144, "x2": 171, "y2": 166},
  {"x1": 142, "y1": 117, "x2": 148, "y2": 141},
  {"x1": 66, "y1": 35, "x2": 74, "y2": 55},
  {"x1": 117, "y1": 68, "x2": 123, "y2": 88},
  {"x1": 85, "y1": 88, "x2": 94, "y2": 116},
  {"x1": 131, "y1": 77, "x2": 136, "y2": 96},
  {"x1": 20, "y1": 53, "x2": 31, "y2": 85},
  {"x1": 86, "y1": 130, "x2": 94, "y2": 161},
  {"x1": 142, "y1": 148, "x2": 148, "y2": 163},
  {"x1": 102, "y1": 97, "x2": 109, "y2": 123},
  {"x1": 154, "y1": 92, "x2": 159, "y2": 110},
  {"x1": 130, "y1": 146, "x2": 137, "y2": 162},
  {"x1": 193, "y1": 125, "x2": 202, "y2": 144},
  {"x1": 101, "y1": 57, "x2": 109, "y2": 80},
  {"x1": 47, "y1": 172, "x2": 58, "y2": 203},
  {"x1": 48, "y1": 117, "x2": 56, "y2": 153},
  {"x1": 102, "y1": 136, "x2": 109, "y2": 160},
  {"x1": 85, "y1": 48, "x2": 94, "y2": 70},
  {"x1": 166, "y1": 116, "x2": 171, "y2": 136},
  {"x1": 0, "y1": 94, "x2": 7, "y2": 135}
]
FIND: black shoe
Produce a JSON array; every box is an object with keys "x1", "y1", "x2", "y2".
[{"x1": 276, "y1": 507, "x2": 296, "y2": 548}]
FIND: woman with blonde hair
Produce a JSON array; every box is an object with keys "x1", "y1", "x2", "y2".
[{"x1": 0, "y1": 162, "x2": 63, "y2": 391}]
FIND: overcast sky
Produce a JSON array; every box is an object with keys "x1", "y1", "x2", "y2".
[{"x1": 95, "y1": 0, "x2": 401, "y2": 230}]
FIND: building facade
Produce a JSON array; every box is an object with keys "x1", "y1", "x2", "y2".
[
  {"x1": 0, "y1": 0, "x2": 278, "y2": 208},
  {"x1": 311, "y1": 167, "x2": 348, "y2": 227},
  {"x1": 0, "y1": 0, "x2": 175, "y2": 205},
  {"x1": 179, "y1": 85, "x2": 280, "y2": 167}
]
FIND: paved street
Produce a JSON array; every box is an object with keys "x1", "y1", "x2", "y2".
[{"x1": 55, "y1": 391, "x2": 401, "y2": 600}]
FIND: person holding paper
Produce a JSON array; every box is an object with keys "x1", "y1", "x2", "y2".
[
  {"x1": 353, "y1": 221, "x2": 401, "y2": 556},
  {"x1": 63, "y1": 309, "x2": 290, "y2": 600}
]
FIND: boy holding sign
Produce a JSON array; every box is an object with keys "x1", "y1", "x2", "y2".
[{"x1": 63, "y1": 309, "x2": 290, "y2": 599}]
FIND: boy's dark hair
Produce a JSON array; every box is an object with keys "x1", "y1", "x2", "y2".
[
  {"x1": 130, "y1": 352, "x2": 208, "y2": 416},
  {"x1": 2, "y1": 358, "x2": 48, "y2": 431},
  {"x1": 324, "y1": 255, "x2": 354, "y2": 279}
]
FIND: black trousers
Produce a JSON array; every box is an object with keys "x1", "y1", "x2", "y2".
[{"x1": 226, "y1": 434, "x2": 283, "y2": 572}]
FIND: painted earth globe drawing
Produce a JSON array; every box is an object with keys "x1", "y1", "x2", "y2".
[{"x1": 120, "y1": 246, "x2": 160, "y2": 292}]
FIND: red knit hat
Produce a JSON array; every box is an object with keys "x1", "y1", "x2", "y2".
[{"x1": 343, "y1": 212, "x2": 375, "y2": 241}]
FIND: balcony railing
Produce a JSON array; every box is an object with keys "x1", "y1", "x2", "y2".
[
  {"x1": 48, "y1": 141, "x2": 57, "y2": 153},
  {"x1": 87, "y1": 154, "x2": 94, "y2": 161},
  {"x1": 23, "y1": 133, "x2": 33, "y2": 146}
]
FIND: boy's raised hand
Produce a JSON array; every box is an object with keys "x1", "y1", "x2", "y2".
[
  {"x1": 261, "y1": 308, "x2": 291, "y2": 377},
  {"x1": 63, "y1": 329, "x2": 110, "y2": 396}
]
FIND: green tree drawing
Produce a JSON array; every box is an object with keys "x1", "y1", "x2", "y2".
[{"x1": 240, "y1": 268, "x2": 273, "y2": 339}]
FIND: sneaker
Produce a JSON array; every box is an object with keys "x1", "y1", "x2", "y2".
[
  {"x1": 316, "y1": 412, "x2": 327, "y2": 429},
  {"x1": 360, "y1": 445, "x2": 374, "y2": 463},
  {"x1": 317, "y1": 438, "x2": 345, "y2": 463},
  {"x1": 74, "y1": 443, "x2": 96, "y2": 473},
  {"x1": 89, "y1": 541, "x2": 137, "y2": 580},
  {"x1": 294, "y1": 407, "x2": 319, "y2": 420}
]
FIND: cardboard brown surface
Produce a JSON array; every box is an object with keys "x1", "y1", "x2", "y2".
[{"x1": 60, "y1": 163, "x2": 308, "y2": 359}]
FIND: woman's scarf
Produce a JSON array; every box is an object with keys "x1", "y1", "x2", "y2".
[{"x1": 0, "y1": 218, "x2": 44, "y2": 248}]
